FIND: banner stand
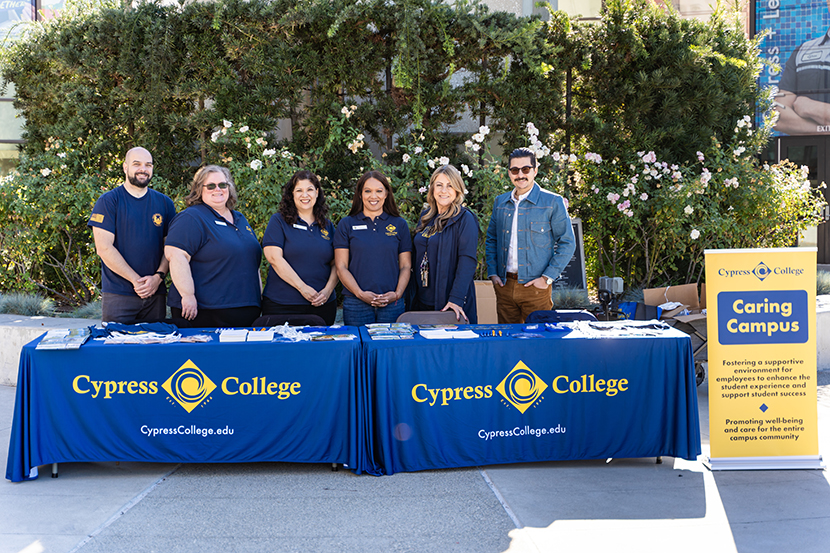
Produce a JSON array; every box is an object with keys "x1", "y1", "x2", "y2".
[
  {"x1": 704, "y1": 455, "x2": 824, "y2": 471},
  {"x1": 705, "y1": 247, "x2": 822, "y2": 471}
]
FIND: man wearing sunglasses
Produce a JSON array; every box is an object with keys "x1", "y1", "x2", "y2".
[
  {"x1": 485, "y1": 147, "x2": 575, "y2": 323},
  {"x1": 88, "y1": 147, "x2": 176, "y2": 323}
]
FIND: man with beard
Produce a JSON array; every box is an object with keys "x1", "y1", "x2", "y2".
[
  {"x1": 485, "y1": 147, "x2": 575, "y2": 323},
  {"x1": 88, "y1": 147, "x2": 176, "y2": 323}
]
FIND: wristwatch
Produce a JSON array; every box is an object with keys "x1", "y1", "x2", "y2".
[
  {"x1": 154, "y1": 271, "x2": 166, "y2": 279},
  {"x1": 545, "y1": 277, "x2": 553, "y2": 286}
]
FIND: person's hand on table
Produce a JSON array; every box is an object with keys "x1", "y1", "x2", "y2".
[
  {"x1": 180, "y1": 294, "x2": 198, "y2": 320},
  {"x1": 442, "y1": 301, "x2": 466, "y2": 322}
]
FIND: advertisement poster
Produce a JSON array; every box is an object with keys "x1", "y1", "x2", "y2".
[
  {"x1": 757, "y1": 1, "x2": 830, "y2": 136},
  {"x1": 705, "y1": 247, "x2": 822, "y2": 469}
]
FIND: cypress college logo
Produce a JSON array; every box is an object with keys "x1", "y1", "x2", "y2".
[
  {"x1": 496, "y1": 361, "x2": 548, "y2": 414},
  {"x1": 162, "y1": 360, "x2": 217, "y2": 413}
]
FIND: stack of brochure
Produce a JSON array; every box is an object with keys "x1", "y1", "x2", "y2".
[
  {"x1": 36, "y1": 328, "x2": 91, "y2": 350},
  {"x1": 219, "y1": 329, "x2": 248, "y2": 343},
  {"x1": 366, "y1": 323, "x2": 416, "y2": 340}
]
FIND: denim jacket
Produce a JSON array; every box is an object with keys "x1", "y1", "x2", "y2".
[{"x1": 485, "y1": 183, "x2": 576, "y2": 284}]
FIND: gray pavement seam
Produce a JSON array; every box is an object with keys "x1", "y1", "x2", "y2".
[
  {"x1": 479, "y1": 466, "x2": 523, "y2": 529},
  {"x1": 65, "y1": 464, "x2": 182, "y2": 553}
]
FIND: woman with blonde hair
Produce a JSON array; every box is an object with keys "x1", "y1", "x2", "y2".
[
  {"x1": 412, "y1": 164, "x2": 479, "y2": 322},
  {"x1": 165, "y1": 165, "x2": 262, "y2": 327}
]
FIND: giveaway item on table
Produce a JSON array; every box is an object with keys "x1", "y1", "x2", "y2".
[
  {"x1": 366, "y1": 323, "x2": 416, "y2": 340},
  {"x1": 419, "y1": 329, "x2": 479, "y2": 339},
  {"x1": 90, "y1": 322, "x2": 182, "y2": 345},
  {"x1": 36, "y1": 328, "x2": 91, "y2": 350},
  {"x1": 246, "y1": 329, "x2": 275, "y2": 342}
]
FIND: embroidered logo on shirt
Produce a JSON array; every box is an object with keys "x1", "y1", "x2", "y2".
[
  {"x1": 385, "y1": 224, "x2": 398, "y2": 236},
  {"x1": 320, "y1": 229, "x2": 331, "y2": 240},
  {"x1": 90, "y1": 213, "x2": 104, "y2": 223},
  {"x1": 152, "y1": 213, "x2": 163, "y2": 227}
]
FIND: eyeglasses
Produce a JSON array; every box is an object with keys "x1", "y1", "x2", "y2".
[
  {"x1": 203, "y1": 182, "x2": 230, "y2": 190},
  {"x1": 509, "y1": 166, "x2": 534, "y2": 176}
]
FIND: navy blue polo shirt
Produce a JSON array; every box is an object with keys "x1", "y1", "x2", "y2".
[
  {"x1": 262, "y1": 213, "x2": 336, "y2": 306},
  {"x1": 88, "y1": 185, "x2": 176, "y2": 297},
  {"x1": 333, "y1": 212, "x2": 412, "y2": 297},
  {"x1": 165, "y1": 203, "x2": 262, "y2": 310}
]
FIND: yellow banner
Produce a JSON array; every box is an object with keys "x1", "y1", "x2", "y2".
[{"x1": 705, "y1": 248, "x2": 819, "y2": 467}]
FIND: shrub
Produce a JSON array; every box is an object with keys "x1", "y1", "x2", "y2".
[
  {"x1": 0, "y1": 292, "x2": 56, "y2": 316},
  {"x1": 818, "y1": 271, "x2": 830, "y2": 296}
]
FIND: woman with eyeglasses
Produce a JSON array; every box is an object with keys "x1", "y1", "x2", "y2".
[
  {"x1": 165, "y1": 165, "x2": 262, "y2": 328},
  {"x1": 334, "y1": 170, "x2": 412, "y2": 325},
  {"x1": 261, "y1": 170, "x2": 338, "y2": 325},
  {"x1": 412, "y1": 165, "x2": 479, "y2": 323}
]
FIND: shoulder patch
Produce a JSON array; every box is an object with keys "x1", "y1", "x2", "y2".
[{"x1": 90, "y1": 213, "x2": 104, "y2": 223}]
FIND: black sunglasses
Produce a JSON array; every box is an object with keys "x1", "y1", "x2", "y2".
[
  {"x1": 509, "y1": 166, "x2": 534, "y2": 175},
  {"x1": 203, "y1": 182, "x2": 230, "y2": 190}
]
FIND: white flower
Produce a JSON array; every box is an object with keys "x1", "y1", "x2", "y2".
[
  {"x1": 61, "y1": 164, "x2": 67, "y2": 170},
  {"x1": 40, "y1": 168, "x2": 51, "y2": 177},
  {"x1": 367, "y1": 22, "x2": 378, "y2": 33},
  {"x1": 690, "y1": 229, "x2": 700, "y2": 240},
  {"x1": 464, "y1": 140, "x2": 473, "y2": 149},
  {"x1": 472, "y1": 133, "x2": 484, "y2": 143},
  {"x1": 607, "y1": 192, "x2": 620, "y2": 204},
  {"x1": 211, "y1": 131, "x2": 221, "y2": 142},
  {"x1": 593, "y1": 187, "x2": 600, "y2": 194},
  {"x1": 642, "y1": 151, "x2": 656, "y2": 163},
  {"x1": 640, "y1": 193, "x2": 648, "y2": 201},
  {"x1": 471, "y1": 144, "x2": 480, "y2": 152},
  {"x1": 223, "y1": 120, "x2": 232, "y2": 128},
  {"x1": 696, "y1": 151, "x2": 705, "y2": 162},
  {"x1": 402, "y1": 154, "x2": 411, "y2": 163},
  {"x1": 418, "y1": 186, "x2": 427, "y2": 194},
  {"x1": 427, "y1": 159, "x2": 435, "y2": 169},
  {"x1": 356, "y1": 133, "x2": 364, "y2": 141},
  {"x1": 479, "y1": 125, "x2": 490, "y2": 135},
  {"x1": 568, "y1": 154, "x2": 577, "y2": 163},
  {"x1": 281, "y1": 150, "x2": 292, "y2": 159},
  {"x1": 461, "y1": 164, "x2": 471, "y2": 176},
  {"x1": 552, "y1": 152, "x2": 561, "y2": 161},
  {"x1": 684, "y1": 205, "x2": 693, "y2": 215},
  {"x1": 57, "y1": 152, "x2": 66, "y2": 158},
  {"x1": 250, "y1": 159, "x2": 262, "y2": 170},
  {"x1": 526, "y1": 122, "x2": 539, "y2": 136},
  {"x1": 439, "y1": 156, "x2": 449, "y2": 166},
  {"x1": 239, "y1": 125, "x2": 249, "y2": 133},
  {"x1": 263, "y1": 149, "x2": 276, "y2": 156},
  {"x1": 255, "y1": 137, "x2": 266, "y2": 146},
  {"x1": 414, "y1": 146, "x2": 423, "y2": 155}
]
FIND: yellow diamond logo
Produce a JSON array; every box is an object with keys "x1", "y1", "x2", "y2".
[
  {"x1": 162, "y1": 360, "x2": 216, "y2": 413},
  {"x1": 496, "y1": 361, "x2": 548, "y2": 414}
]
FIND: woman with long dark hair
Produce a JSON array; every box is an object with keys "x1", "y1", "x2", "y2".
[
  {"x1": 261, "y1": 170, "x2": 338, "y2": 325},
  {"x1": 334, "y1": 171, "x2": 412, "y2": 325}
]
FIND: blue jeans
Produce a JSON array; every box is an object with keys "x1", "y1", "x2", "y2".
[{"x1": 342, "y1": 296, "x2": 404, "y2": 326}]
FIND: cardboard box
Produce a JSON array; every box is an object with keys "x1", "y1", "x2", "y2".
[
  {"x1": 643, "y1": 284, "x2": 700, "y2": 319},
  {"x1": 475, "y1": 280, "x2": 498, "y2": 324}
]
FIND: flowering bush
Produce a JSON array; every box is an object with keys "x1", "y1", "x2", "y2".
[{"x1": 567, "y1": 115, "x2": 826, "y2": 287}]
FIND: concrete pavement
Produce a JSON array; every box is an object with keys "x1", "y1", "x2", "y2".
[{"x1": 1, "y1": 371, "x2": 829, "y2": 553}]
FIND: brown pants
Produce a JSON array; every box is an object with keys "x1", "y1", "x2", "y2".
[{"x1": 494, "y1": 273, "x2": 553, "y2": 323}]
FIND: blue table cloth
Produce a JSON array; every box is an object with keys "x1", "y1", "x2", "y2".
[
  {"x1": 358, "y1": 324, "x2": 701, "y2": 475},
  {"x1": 6, "y1": 328, "x2": 360, "y2": 482}
]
